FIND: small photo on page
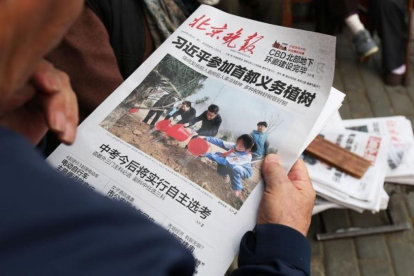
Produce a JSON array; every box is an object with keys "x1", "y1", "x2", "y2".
[{"x1": 100, "y1": 54, "x2": 294, "y2": 210}]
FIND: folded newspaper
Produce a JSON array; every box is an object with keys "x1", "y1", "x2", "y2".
[{"x1": 47, "y1": 5, "x2": 344, "y2": 275}]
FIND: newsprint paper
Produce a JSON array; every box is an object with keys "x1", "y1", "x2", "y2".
[{"x1": 47, "y1": 5, "x2": 341, "y2": 275}]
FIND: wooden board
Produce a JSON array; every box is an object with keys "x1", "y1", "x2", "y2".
[{"x1": 305, "y1": 136, "x2": 372, "y2": 179}]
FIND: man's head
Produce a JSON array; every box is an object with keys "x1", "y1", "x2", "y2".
[
  {"x1": 235, "y1": 134, "x2": 256, "y2": 152},
  {"x1": 257, "y1": 121, "x2": 268, "y2": 133},
  {"x1": 181, "y1": 101, "x2": 191, "y2": 112},
  {"x1": 206, "y1": 104, "x2": 219, "y2": 120},
  {"x1": 0, "y1": 0, "x2": 83, "y2": 110}
]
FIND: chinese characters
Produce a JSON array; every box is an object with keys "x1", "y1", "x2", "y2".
[
  {"x1": 189, "y1": 14, "x2": 264, "y2": 54},
  {"x1": 95, "y1": 144, "x2": 212, "y2": 220},
  {"x1": 173, "y1": 36, "x2": 317, "y2": 107}
]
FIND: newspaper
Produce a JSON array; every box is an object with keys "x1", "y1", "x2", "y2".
[
  {"x1": 320, "y1": 110, "x2": 344, "y2": 133},
  {"x1": 312, "y1": 196, "x2": 342, "y2": 215},
  {"x1": 47, "y1": 5, "x2": 343, "y2": 275},
  {"x1": 342, "y1": 117, "x2": 414, "y2": 184},
  {"x1": 304, "y1": 130, "x2": 389, "y2": 212},
  {"x1": 314, "y1": 181, "x2": 389, "y2": 212}
]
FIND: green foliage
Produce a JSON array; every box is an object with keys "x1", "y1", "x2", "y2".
[
  {"x1": 154, "y1": 54, "x2": 207, "y2": 98},
  {"x1": 120, "y1": 54, "x2": 208, "y2": 109},
  {"x1": 144, "y1": 100, "x2": 154, "y2": 107},
  {"x1": 195, "y1": 96, "x2": 210, "y2": 104}
]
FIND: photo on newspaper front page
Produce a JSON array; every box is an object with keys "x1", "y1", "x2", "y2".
[{"x1": 100, "y1": 54, "x2": 294, "y2": 210}]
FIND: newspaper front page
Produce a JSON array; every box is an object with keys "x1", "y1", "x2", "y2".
[{"x1": 47, "y1": 5, "x2": 337, "y2": 275}]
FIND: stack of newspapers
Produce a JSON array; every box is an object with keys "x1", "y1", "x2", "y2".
[
  {"x1": 343, "y1": 116, "x2": 414, "y2": 185},
  {"x1": 310, "y1": 113, "x2": 414, "y2": 214}
]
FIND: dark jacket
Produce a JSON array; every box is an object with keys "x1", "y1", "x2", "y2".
[
  {"x1": 189, "y1": 111, "x2": 222, "y2": 137},
  {"x1": 86, "y1": 0, "x2": 152, "y2": 79},
  {"x1": 86, "y1": 0, "x2": 200, "y2": 79},
  {"x1": 166, "y1": 107, "x2": 196, "y2": 124},
  {"x1": 153, "y1": 94, "x2": 177, "y2": 108}
]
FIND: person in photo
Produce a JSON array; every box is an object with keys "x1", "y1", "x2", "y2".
[
  {"x1": 165, "y1": 103, "x2": 182, "y2": 119},
  {"x1": 251, "y1": 121, "x2": 269, "y2": 161},
  {"x1": 165, "y1": 101, "x2": 196, "y2": 124},
  {"x1": 203, "y1": 135, "x2": 257, "y2": 200},
  {"x1": 186, "y1": 104, "x2": 222, "y2": 137},
  {"x1": 143, "y1": 93, "x2": 177, "y2": 127}
]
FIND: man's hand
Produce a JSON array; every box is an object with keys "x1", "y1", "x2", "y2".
[
  {"x1": 257, "y1": 154, "x2": 315, "y2": 237},
  {"x1": 0, "y1": 60, "x2": 78, "y2": 145}
]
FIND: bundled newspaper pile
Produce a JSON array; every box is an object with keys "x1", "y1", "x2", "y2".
[
  {"x1": 343, "y1": 116, "x2": 414, "y2": 185},
  {"x1": 310, "y1": 113, "x2": 414, "y2": 214},
  {"x1": 47, "y1": 5, "x2": 345, "y2": 275}
]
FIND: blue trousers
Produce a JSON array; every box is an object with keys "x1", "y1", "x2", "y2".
[{"x1": 217, "y1": 164, "x2": 251, "y2": 191}]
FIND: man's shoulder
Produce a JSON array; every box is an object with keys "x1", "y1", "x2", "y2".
[{"x1": 0, "y1": 128, "x2": 195, "y2": 275}]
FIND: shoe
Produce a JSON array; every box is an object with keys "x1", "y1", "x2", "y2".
[
  {"x1": 384, "y1": 72, "x2": 404, "y2": 86},
  {"x1": 352, "y1": 29, "x2": 379, "y2": 62}
]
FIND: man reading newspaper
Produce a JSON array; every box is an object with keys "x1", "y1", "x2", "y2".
[{"x1": 0, "y1": 1, "x2": 318, "y2": 275}]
